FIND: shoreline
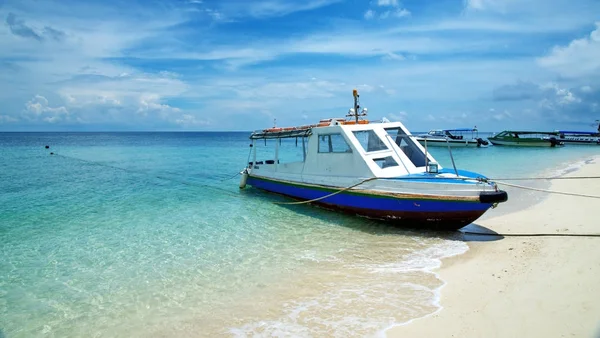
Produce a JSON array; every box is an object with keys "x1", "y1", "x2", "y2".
[{"x1": 384, "y1": 154, "x2": 600, "y2": 337}]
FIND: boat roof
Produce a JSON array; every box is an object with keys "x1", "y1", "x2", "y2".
[
  {"x1": 250, "y1": 128, "x2": 313, "y2": 139},
  {"x1": 443, "y1": 128, "x2": 477, "y2": 132},
  {"x1": 249, "y1": 118, "x2": 375, "y2": 140},
  {"x1": 498, "y1": 130, "x2": 560, "y2": 135}
]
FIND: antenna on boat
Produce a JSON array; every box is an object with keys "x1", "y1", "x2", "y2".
[{"x1": 348, "y1": 89, "x2": 367, "y2": 123}]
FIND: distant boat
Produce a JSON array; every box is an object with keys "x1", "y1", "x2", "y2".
[
  {"x1": 239, "y1": 90, "x2": 508, "y2": 230},
  {"x1": 556, "y1": 130, "x2": 600, "y2": 145},
  {"x1": 414, "y1": 128, "x2": 489, "y2": 148},
  {"x1": 555, "y1": 120, "x2": 600, "y2": 145},
  {"x1": 488, "y1": 131, "x2": 564, "y2": 147}
]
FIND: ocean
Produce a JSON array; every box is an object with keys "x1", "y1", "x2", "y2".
[{"x1": 1, "y1": 132, "x2": 598, "y2": 337}]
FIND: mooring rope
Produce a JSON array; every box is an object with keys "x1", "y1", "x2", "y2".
[
  {"x1": 273, "y1": 177, "x2": 379, "y2": 205},
  {"x1": 47, "y1": 149, "x2": 600, "y2": 201},
  {"x1": 462, "y1": 231, "x2": 600, "y2": 238},
  {"x1": 480, "y1": 179, "x2": 600, "y2": 199},
  {"x1": 488, "y1": 176, "x2": 600, "y2": 181},
  {"x1": 50, "y1": 152, "x2": 241, "y2": 197},
  {"x1": 219, "y1": 171, "x2": 241, "y2": 182},
  {"x1": 45, "y1": 149, "x2": 600, "y2": 236}
]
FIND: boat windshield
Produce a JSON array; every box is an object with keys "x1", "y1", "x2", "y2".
[
  {"x1": 384, "y1": 127, "x2": 427, "y2": 167},
  {"x1": 352, "y1": 130, "x2": 388, "y2": 152},
  {"x1": 428, "y1": 130, "x2": 445, "y2": 137}
]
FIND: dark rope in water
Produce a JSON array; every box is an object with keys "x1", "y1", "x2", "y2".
[
  {"x1": 50, "y1": 152, "x2": 241, "y2": 197},
  {"x1": 45, "y1": 149, "x2": 600, "y2": 236}
]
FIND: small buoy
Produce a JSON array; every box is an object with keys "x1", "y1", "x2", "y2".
[{"x1": 45, "y1": 145, "x2": 50, "y2": 149}]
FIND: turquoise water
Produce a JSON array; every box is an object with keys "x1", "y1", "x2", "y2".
[{"x1": 1, "y1": 132, "x2": 598, "y2": 337}]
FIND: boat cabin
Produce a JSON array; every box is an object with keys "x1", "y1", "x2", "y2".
[
  {"x1": 492, "y1": 130, "x2": 560, "y2": 139},
  {"x1": 425, "y1": 128, "x2": 479, "y2": 140},
  {"x1": 248, "y1": 119, "x2": 439, "y2": 180}
]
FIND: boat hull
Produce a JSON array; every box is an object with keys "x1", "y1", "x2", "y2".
[
  {"x1": 247, "y1": 175, "x2": 501, "y2": 230},
  {"x1": 559, "y1": 139, "x2": 600, "y2": 145},
  {"x1": 415, "y1": 138, "x2": 482, "y2": 148},
  {"x1": 488, "y1": 139, "x2": 561, "y2": 147}
]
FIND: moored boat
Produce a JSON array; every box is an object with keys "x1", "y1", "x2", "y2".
[
  {"x1": 556, "y1": 131, "x2": 600, "y2": 145},
  {"x1": 414, "y1": 128, "x2": 489, "y2": 148},
  {"x1": 239, "y1": 90, "x2": 508, "y2": 230},
  {"x1": 555, "y1": 121, "x2": 600, "y2": 145},
  {"x1": 488, "y1": 131, "x2": 564, "y2": 147}
]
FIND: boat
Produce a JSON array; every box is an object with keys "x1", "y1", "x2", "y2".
[
  {"x1": 239, "y1": 89, "x2": 508, "y2": 230},
  {"x1": 555, "y1": 121, "x2": 600, "y2": 145},
  {"x1": 414, "y1": 128, "x2": 489, "y2": 148},
  {"x1": 556, "y1": 131, "x2": 600, "y2": 145},
  {"x1": 488, "y1": 131, "x2": 564, "y2": 147}
]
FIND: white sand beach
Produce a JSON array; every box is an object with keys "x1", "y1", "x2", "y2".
[{"x1": 385, "y1": 156, "x2": 600, "y2": 338}]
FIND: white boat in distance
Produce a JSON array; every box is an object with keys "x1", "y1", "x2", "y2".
[
  {"x1": 556, "y1": 131, "x2": 600, "y2": 145},
  {"x1": 239, "y1": 90, "x2": 507, "y2": 230},
  {"x1": 414, "y1": 128, "x2": 489, "y2": 148},
  {"x1": 556, "y1": 121, "x2": 600, "y2": 145}
]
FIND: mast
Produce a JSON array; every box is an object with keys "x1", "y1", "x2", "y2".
[
  {"x1": 353, "y1": 89, "x2": 359, "y2": 123},
  {"x1": 346, "y1": 89, "x2": 367, "y2": 123}
]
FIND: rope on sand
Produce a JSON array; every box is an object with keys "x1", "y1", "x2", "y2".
[
  {"x1": 462, "y1": 231, "x2": 600, "y2": 238},
  {"x1": 488, "y1": 176, "x2": 600, "y2": 181},
  {"x1": 490, "y1": 180, "x2": 600, "y2": 199}
]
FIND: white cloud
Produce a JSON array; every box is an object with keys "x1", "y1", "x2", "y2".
[
  {"x1": 380, "y1": 8, "x2": 411, "y2": 19},
  {"x1": 387, "y1": 111, "x2": 407, "y2": 121},
  {"x1": 24, "y1": 95, "x2": 69, "y2": 122},
  {"x1": 175, "y1": 114, "x2": 211, "y2": 127},
  {"x1": 537, "y1": 22, "x2": 600, "y2": 78},
  {"x1": 216, "y1": 0, "x2": 343, "y2": 19},
  {"x1": 377, "y1": 0, "x2": 399, "y2": 6},
  {"x1": 547, "y1": 84, "x2": 581, "y2": 104},
  {"x1": 365, "y1": 0, "x2": 410, "y2": 20},
  {"x1": 492, "y1": 109, "x2": 512, "y2": 121},
  {"x1": 464, "y1": 0, "x2": 497, "y2": 11},
  {"x1": 0, "y1": 115, "x2": 19, "y2": 123},
  {"x1": 382, "y1": 52, "x2": 405, "y2": 61}
]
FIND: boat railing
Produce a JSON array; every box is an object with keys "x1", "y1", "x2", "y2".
[{"x1": 250, "y1": 127, "x2": 313, "y2": 140}]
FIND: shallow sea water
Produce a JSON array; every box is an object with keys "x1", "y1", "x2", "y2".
[{"x1": 1, "y1": 132, "x2": 598, "y2": 337}]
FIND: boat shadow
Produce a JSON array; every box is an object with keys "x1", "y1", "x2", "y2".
[{"x1": 271, "y1": 199, "x2": 504, "y2": 243}]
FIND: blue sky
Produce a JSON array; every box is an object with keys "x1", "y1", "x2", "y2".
[{"x1": 1, "y1": 0, "x2": 599, "y2": 131}]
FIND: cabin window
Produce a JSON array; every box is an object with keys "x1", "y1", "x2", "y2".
[
  {"x1": 372, "y1": 156, "x2": 398, "y2": 169},
  {"x1": 318, "y1": 133, "x2": 352, "y2": 153},
  {"x1": 384, "y1": 127, "x2": 427, "y2": 167},
  {"x1": 352, "y1": 130, "x2": 388, "y2": 152},
  {"x1": 278, "y1": 137, "x2": 308, "y2": 163}
]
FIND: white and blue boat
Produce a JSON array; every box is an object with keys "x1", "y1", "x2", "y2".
[
  {"x1": 556, "y1": 131, "x2": 600, "y2": 145},
  {"x1": 556, "y1": 121, "x2": 600, "y2": 145},
  {"x1": 414, "y1": 128, "x2": 489, "y2": 147},
  {"x1": 239, "y1": 90, "x2": 507, "y2": 230}
]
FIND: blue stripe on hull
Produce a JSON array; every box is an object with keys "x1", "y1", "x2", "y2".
[{"x1": 247, "y1": 176, "x2": 490, "y2": 213}]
